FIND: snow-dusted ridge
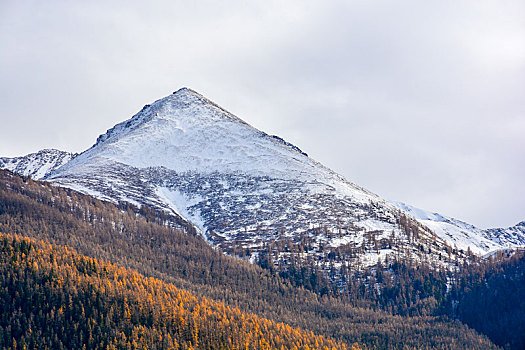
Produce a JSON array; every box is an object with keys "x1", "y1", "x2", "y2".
[
  {"x1": 484, "y1": 222, "x2": 525, "y2": 248},
  {"x1": 391, "y1": 201, "x2": 525, "y2": 254},
  {"x1": 0, "y1": 149, "x2": 75, "y2": 180}
]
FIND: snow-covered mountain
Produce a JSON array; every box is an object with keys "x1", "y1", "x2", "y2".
[
  {"x1": 7, "y1": 87, "x2": 522, "y2": 277},
  {"x1": 391, "y1": 201, "x2": 525, "y2": 254},
  {"x1": 1, "y1": 88, "x2": 459, "y2": 273},
  {"x1": 0, "y1": 149, "x2": 75, "y2": 180}
]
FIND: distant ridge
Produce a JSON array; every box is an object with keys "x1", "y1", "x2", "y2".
[
  {"x1": 392, "y1": 201, "x2": 525, "y2": 254},
  {"x1": 0, "y1": 149, "x2": 74, "y2": 180}
]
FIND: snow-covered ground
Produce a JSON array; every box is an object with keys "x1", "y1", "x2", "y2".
[{"x1": 391, "y1": 201, "x2": 525, "y2": 254}]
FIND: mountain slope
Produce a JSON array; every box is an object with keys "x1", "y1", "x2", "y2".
[
  {"x1": 0, "y1": 148, "x2": 74, "y2": 180},
  {"x1": 37, "y1": 88, "x2": 455, "y2": 275},
  {"x1": 0, "y1": 168, "x2": 499, "y2": 349},
  {"x1": 391, "y1": 201, "x2": 525, "y2": 254},
  {"x1": 451, "y1": 250, "x2": 525, "y2": 350},
  {"x1": 0, "y1": 232, "x2": 349, "y2": 350}
]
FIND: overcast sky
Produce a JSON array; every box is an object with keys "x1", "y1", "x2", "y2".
[{"x1": 1, "y1": 1, "x2": 524, "y2": 229}]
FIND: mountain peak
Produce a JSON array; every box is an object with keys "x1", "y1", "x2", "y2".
[
  {"x1": 170, "y1": 87, "x2": 208, "y2": 102},
  {"x1": 173, "y1": 86, "x2": 189, "y2": 93},
  {"x1": 93, "y1": 88, "x2": 253, "y2": 149},
  {"x1": 168, "y1": 87, "x2": 250, "y2": 125},
  {"x1": 173, "y1": 86, "x2": 196, "y2": 95},
  {"x1": 83, "y1": 89, "x2": 315, "y2": 177}
]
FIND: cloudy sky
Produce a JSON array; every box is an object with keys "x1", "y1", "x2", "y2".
[{"x1": 1, "y1": 1, "x2": 524, "y2": 228}]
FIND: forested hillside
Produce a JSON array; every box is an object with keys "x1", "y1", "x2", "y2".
[
  {"x1": 449, "y1": 250, "x2": 525, "y2": 349},
  {"x1": 0, "y1": 233, "x2": 350, "y2": 349},
  {"x1": 0, "y1": 169, "x2": 498, "y2": 349}
]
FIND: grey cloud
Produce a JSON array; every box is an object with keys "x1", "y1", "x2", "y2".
[{"x1": 0, "y1": 0, "x2": 523, "y2": 228}]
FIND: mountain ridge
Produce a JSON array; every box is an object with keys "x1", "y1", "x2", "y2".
[
  {"x1": 391, "y1": 201, "x2": 525, "y2": 254},
  {"x1": 0, "y1": 148, "x2": 75, "y2": 180}
]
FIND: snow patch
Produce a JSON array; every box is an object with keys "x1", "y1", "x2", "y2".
[{"x1": 155, "y1": 186, "x2": 205, "y2": 234}]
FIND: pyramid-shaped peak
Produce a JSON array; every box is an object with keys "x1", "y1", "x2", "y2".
[
  {"x1": 170, "y1": 87, "x2": 204, "y2": 100},
  {"x1": 69, "y1": 86, "x2": 328, "y2": 180},
  {"x1": 170, "y1": 87, "x2": 216, "y2": 102},
  {"x1": 152, "y1": 87, "x2": 251, "y2": 126},
  {"x1": 92, "y1": 88, "x2": 252, "y2": 148},
  {"x1": 173, "y1": 87, "x2": 196, "y2": 94}
]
